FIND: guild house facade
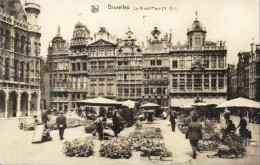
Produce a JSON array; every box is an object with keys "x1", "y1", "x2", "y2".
[
  {"x1": 0, "y1": 0, "x2": 43, "y2": 118},
  {"x1": 46, "y1": 17, "x2": 228, "y2": 111}
]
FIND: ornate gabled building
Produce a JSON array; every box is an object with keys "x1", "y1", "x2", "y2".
[
  {"x1": 87, "y1": 27, "x2": 117, "y2": 102},
  {"x1": 115, "y1": 28, "x2": 143, "y2": 101},
  {"x1": 142, "y1": 27, "x2": 171, "y2": 107},
  {"x1": 169, "y1": 18, "x2": 227, "y2": 107},
  {"x1": 45, "y1": 16, "x2": 230, "y2": 111},
  {"x1": 0, "y1": 0, "x2": 42, "y2": 118},
  {"x1": 227, "y1": 43, "x2": 260, "y2": 101},
  {"x1": 68, "y1": 22, "x2": 91, "y2": 110},
  {"x1": 46, "y1": 26, "x2": 69, "y2": 111}
]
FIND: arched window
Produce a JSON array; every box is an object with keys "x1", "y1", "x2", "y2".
[
  {"x1": 4, "y1": 30, "x2": 10, "y2": 50},
  {"x1": 0, "y1": 28, "x2": 3, "y2": 48},
  {"x1": 4, "y1": 58, "x2": 10, "y2": 80},
  {"x1": 14, "y1": 33, "x2": 19, "y2": 52},
  {"x1": 21, "y1": 36, "x2": 26, "y2": 54},
  {"x1": 0, "y1": 57, "x2": 3, "y2": 79},
  {"x1": 20, "y1": 62, "x2": 25, "y2": 82},
  {"x1": 26, "y1": 63, "x2": 30, "y2": 83},
  {"x1": 14, "y1": 59, "x2": 19, "y2": 81}
]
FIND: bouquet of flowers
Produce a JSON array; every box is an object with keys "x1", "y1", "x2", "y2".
[{"x1": 63, "y1": 138, "x2": 94, "y2": 157}]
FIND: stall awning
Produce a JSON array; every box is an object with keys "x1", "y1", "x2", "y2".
[
  {"x1": 204, "y1": 98, "x2": 226, "y2": 105},
  {"x1": 171, "y1": 98, "x2": 227, "y2": 107},
  {"x1": 171, "y1": 99, "x2": 195, "y2": 107}
]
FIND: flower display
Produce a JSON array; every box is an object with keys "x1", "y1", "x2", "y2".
[
  {"x1": 47, "y1": 117, "x2": 90, "y2": 130},
  {"x1": 198, "y1": 140, "x2": 219, "y2": 151},
  {"x1": 99, "y1": 137, "x2": 132, "y2": 159},
  {"x1": 219, "y1": 132, "x2": 246, "y2": 157},
  {"x1": 63, "y1": 138, "x2": 94, "y2": 157}
]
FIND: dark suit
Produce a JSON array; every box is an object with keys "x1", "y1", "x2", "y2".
[
  {"x1": 42, "y1": 111, "x2": 49, "y2": 128},
  {"x1": 56, "y1": 115, "x2": 67, "y2": 140},
  {"x1": 186, "y1": 121, "x2": 203, "y2": 159},
  {"x1": 169, "y1": 114, "x2": 176, "y2": 131},
  {"x1": 186, "y1": 122, "x2": 203, "y2": 144}
]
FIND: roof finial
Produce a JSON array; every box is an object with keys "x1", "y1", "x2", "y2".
[
  {"x1": 195, "y1": 10, "x2": 198, "y2": 20},
  {"x1": 56, "y1": 25, "x2": 61, "y2": 37}
]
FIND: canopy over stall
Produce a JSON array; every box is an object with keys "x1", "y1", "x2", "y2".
[
  {"x1": 140, "y1": 103, "x2": 160, "y2": 108},
  {"x1": 78, "y1": 97, "x2": 122, "y2": 106},
  {"x1": 120, "y1": 100, "x2": 137, "y2": 109},
  {"x1": 216, "y1": 97, "x2": 260, "y2": 109}
]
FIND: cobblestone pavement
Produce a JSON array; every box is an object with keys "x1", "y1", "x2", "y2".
[{"x1": 0, "y1": 116, "x2": 259, "y2": 165}]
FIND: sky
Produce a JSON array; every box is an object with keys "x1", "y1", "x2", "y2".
[{"x1": 22, "y1": 0, "x2": 259, "y2": 64}]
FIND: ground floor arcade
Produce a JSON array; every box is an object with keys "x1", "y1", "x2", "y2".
[{"x1": 0, "y1": 89, "x2": 41, "y2": 118}]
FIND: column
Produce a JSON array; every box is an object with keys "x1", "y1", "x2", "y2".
[
  {"x1": 37, "y1": 92, "x2": 41, "y2": 116},
  {"x1": 4, "y1": 93, "x2": 9, "y2": 118},
  {"x1": 28, "y1": 94, "x2": 31, "y2": 116},
  {"x1": 16, "y1": 93, "x2": 21, "y2": 117}
]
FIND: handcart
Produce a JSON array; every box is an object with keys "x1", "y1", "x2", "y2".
[{"x1": 18, "y1": 117, "x2": 36, "y2": 131}]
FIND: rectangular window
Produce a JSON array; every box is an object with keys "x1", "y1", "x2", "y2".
[
  {"x1": 83, "y1": 63, "x2": 87, "y2": 70},
  {"x1": 124, "y1": 88, "x2": 129, "y2": 94},
  {"x1": 218, "y1": 56, "x2": 224, "y2": 68},
  {"x1": 130, "y1": 88, "x2": 135, "y2": 94},
  {"x1": 157, "y1": 60, "x2": 161, "y2": 65},
  {"x1": 218, "y1": 74, "x2": 224, "y2": 88},
  {"x1": 172, "y1": 76, "x2": 178, "y2": 89},
  {"x1": 204, "y1": 56, "x2": 209, "y2": 68},
  {"x1": 118, "y1": 88, "x2": 123, "y2": 94},
  {"x1": 179, "y1": 56, "x2": 185, "y2": 69},
  {"x1": 137, "y1": 88, "x2": 141, "y2": 94},
  {"x1": 211, "y1": 56, "x2": 216, "y2": 68},
  {"x1": 172, "y1": 60, "x2": 178, "y2": 69},
  {"x1": 186, "y1": 56, "x2": 192, "y2": 69},
  {"x1": 211, "y1": 74, "x2": 217, "y2": 89},
  {"x1": 204, "y1": 74, "x2": 209, "y2": 89},
  {"x1": 150, "y1": 60, "x2": 156, "y2": 66},
  {"x1": 124, "y1": 74, "x2": 128, "y2": 80},
  {"x1": 144, "y1": 88, "x2": 149, "y2": 94},
  {"x1": 194, "y1": 74, "x2": 202, "y2": 90},
  {"x1": 157, "y1": 88, "x2": 162, "y2": 94},
  {"x1": 187, "y1": 74, "x2": 192, "y2": 89},
  {"x1": 72, "y1": 63, "x2": 76, "y2": 71},
  {"x1": 77, "y1": 63, "x2": 80, "y2": 71},
  {"x1": 179, "y1": 74, "x2": 185, "y2": 90}
]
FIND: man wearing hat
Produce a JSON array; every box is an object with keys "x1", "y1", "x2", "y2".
[{"x1": 56, "y1": 111, "x2": 67, "y2": 140}]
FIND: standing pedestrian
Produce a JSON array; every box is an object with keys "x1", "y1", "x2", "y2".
[
  {"x1": 96, "y1": 118, "x2": 104, "y2": 140},
  {"x1": 162, "y1": 110, "x2": 167, "y2": 120},
  {"x1": 56, "y1": 111, "x2": 67, "y2": 141},
  {"x1": 42, "y1": 109, "x2": 50, "y2": 129},
  {"x1": 169, "y1": 112, "x2": 176, "y2": 132},
  {"x1": 237, "y1": 115, "x2": 247, "y2": 137},
  {"x1": 248, "y1": 111, "x2": 252, "y2": 123},
  {"x1": 112, "y1": 111, "x2": 120, "y2": 137},
  {"x1": 186, "y1": 116, "x2": 203, "y2": 159}
]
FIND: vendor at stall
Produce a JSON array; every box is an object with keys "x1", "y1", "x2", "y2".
[
  {"x1": 224, "y1": 120, "x2": 236, "y2": 135},
  {"x1": 237, "y1": 115, "x2": 247, "y2": 137},
  {"x1": 112, "y1": 111, "x2": 121, "y2": 137},
  {"x1": 96, "y1": 118, "x2": 104, "y2": 140}
]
